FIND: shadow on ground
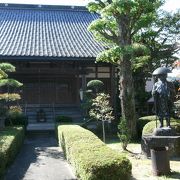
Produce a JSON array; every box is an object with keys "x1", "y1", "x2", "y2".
[{"x1": 4, "y1": 132, "x2": 69, "y2": 180}]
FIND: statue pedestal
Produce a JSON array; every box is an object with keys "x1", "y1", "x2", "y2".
[
  {"x1": 153, "y1": 127, "x2": 176, "y2": 136},
  {"x1": 141, "y1": 129, "x2": 180, "y2": 176},
  {"x1": 142, "y1": 128, "x2": 180, "y2": 157}
]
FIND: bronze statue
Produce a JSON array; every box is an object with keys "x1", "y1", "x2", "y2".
[{"x1": 152, "y1": 67, "x2": 175, "y2": 128}]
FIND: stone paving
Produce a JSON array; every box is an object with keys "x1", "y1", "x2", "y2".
[{"x1": 5, "y1": 132, "x2": 76, "y2": 180}]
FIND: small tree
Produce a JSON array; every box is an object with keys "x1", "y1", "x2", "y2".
[
  {"x1": 118, "y1": 117, "x2": 131, "y2": 150},
  {"x1": 0, "y1": 63, "x2": 22, "y2": 130},
  {"x1": 89, "y1": 93, "x2": 114, "y2": 142}
]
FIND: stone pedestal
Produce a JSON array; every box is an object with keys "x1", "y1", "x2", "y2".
[
  {"x1": 151, "y1": 147, "x2": 170, "y2": 176},
  {"x1": 141, "y1": 129, "x2": 180, "y2": 176},
  {"x1": 142, "y1": 128, "x2": 180, "y2": 157}
]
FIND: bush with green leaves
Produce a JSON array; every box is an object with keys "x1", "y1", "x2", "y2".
[
  {"x1": 118, "y1": 118, "x2": 131, "y2": 150},
  {"x1": 57, "y1": 125, "x2": 132, "y2": 180},
  {"x1": 5, "y1": 106, "x2": 28, "y2": 127},
  {"x1": 0, "y1": 126, "x2": 25, "y2": 177},
  {"x1": 137, "y1": 115, "x2": 156, "y2": 138},
  {"x1": 89, "y1": 93, "x2": 114, "y2": 122},
  {"x1": 80, "y1": 90, "x2": 94, "y2": 117},
  {"x1": 87, "y1": 79, "x2": 104, "y2": 93},
  {"x1": 55, "y1": 115, "x2": 73, "y2": 123}
]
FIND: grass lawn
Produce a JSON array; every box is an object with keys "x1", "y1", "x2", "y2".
[{"x1": 106, "y1": 139, "x2": 180, "y2": 180}]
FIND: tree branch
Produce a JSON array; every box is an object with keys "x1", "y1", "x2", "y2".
[
  {"x1": 94, "y1": 0, "x2": 106, "y2": 8},
  {"x1": 99, "y1": 30, "x2": 119, "y2": 44}
]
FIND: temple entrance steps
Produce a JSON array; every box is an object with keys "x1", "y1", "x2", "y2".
[{"x1": 22, "y1": 104, "x2": 83, "y2": 125}]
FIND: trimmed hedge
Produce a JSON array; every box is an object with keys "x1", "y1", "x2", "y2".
[
  {"x1": 137, "y1": 115, "x2": 156, "y2": 138},
  {"x1": 57, "y1": 125, "x2": 132, "y2": 180},
  {"x1": 0, "y1": 126, "x2": 25, "y2": 177}
]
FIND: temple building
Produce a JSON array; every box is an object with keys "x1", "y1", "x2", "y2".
[{"x1": 0, "y1": 3, "x2": 116, "y2": 125}]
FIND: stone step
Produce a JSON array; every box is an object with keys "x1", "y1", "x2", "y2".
[
  {"x1": 26, "y1": 123, "x2": 55, "y2": 131},
  {"x1": 24, "y1": 106, "x2": 83, "y2": 124}
]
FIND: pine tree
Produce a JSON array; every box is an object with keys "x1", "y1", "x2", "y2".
[{"x1": 0, "y1": 63, "x2": 22, "y2": 129}]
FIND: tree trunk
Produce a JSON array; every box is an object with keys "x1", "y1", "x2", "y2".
[
  {"x1": 117, "y1": 17, "x2": 137, "y2": 138},
  {"x1": 118, "y1": 58, "x2": 137, "y2": 138}
]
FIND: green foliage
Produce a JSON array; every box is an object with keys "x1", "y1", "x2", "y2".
[
  {"x1": 89, "y1": 93, "x2": 114, "y2": 122},
  {"x1": 137, "y1": 115, "x2": 156, "y2": 138},
  {"x1": 57, "y1": 125, "x2": 132, "y2": 180},
  {"x1": 0, "y1": 63, "x2": 23, "y2": 129},
  {"x1": 96, "y1": 44, "x2": 150, "y2": 66},
  {"x1": 87, "y1": 79, "x2": 104, "y2": 93},
  {"x1": 80, "y1": 90, "x2": 93, "y2": 117},
  {"x1": 55, "y1": 115, "x2": 73, "y2": 123},
  {"x1": 0, "y1": 93, "x2": 21, "y2": 101},
  {"x1": 0, "y1": 63, "x2": 15, "y2": 73},
  {"x1": 0, "y1": 69, "x2": 7, "y2": 79},
  {"x1": 0, "y1": 126, "x2": 24, "y2": 177},
  {"x1": 5, "y1": 106, "x2": 28, "y2": 127},
  {"x1": 118, "y1": 118, "x2": 131, "y2": 150},
  {"x1": 0, "y1": 79, "x2": 22, "y2": 87},
  {"x1": 96, "y1": 46, "x2": 123, "y2": 64}
]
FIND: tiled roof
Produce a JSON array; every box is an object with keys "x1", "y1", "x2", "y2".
[{"x1": 0, "y1": 4, "x2": 105, "y2": 60}]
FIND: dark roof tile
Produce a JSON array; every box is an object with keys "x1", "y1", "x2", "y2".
[{"x1": 0, "y1": 4, "x2": 105, "y2": 60}]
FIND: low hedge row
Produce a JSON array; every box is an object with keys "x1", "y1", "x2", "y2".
[
  {"x1": 0, "y1": 126, "x2": 25, "y2": 177},
  {"x1": 57, "y1": 125, "x2": 132, "y2": 180}
]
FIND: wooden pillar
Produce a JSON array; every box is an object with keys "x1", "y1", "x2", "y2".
[{"x1": 82, "y1": 74, "x2": 86, "y2": 91}]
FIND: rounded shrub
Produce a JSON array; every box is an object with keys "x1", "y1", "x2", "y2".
[
  {"x1": 87, "y1": 80, "x2": 104, "y2": 93},
  {"x1": 137, "y1": 115, "x2": 156, "y2": 138}
]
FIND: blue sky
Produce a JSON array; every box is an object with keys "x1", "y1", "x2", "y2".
[{"x1": 0, "y1": 0, "x2": 179, "y2": 12}]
